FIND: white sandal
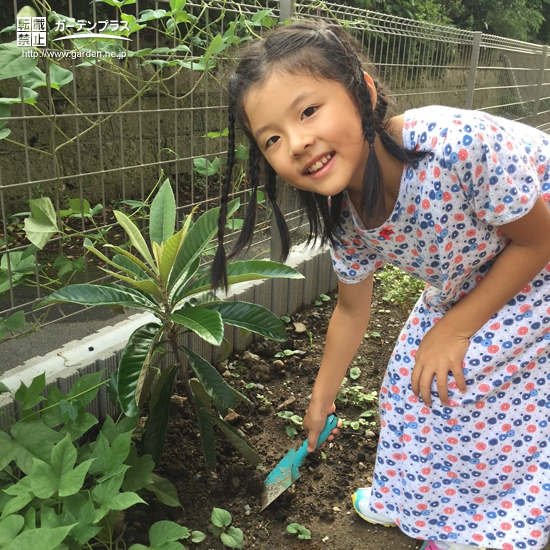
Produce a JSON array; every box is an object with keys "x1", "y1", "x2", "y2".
[{"x1": 351, "y1": 487, "x2": 397, "y2": 527}]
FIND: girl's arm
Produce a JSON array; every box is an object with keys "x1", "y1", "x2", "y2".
[
  {"x1": 303, "y1": 273, "x2": 374, "y2": 451},
  {"x1": 412, "y1": 197, "x2": 550, "y2": 406}
]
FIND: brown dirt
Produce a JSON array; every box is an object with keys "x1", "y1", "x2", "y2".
[
  {"x1": 122, "y1": 284, "x2": 550, "y2": 550},
  {"x1": 122, "y1": 283, "x2": 427, "y2": 550}
]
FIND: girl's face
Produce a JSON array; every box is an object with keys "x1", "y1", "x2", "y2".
[{"x1": 243, "y1": 71, "x2": 370, "y2": 197}]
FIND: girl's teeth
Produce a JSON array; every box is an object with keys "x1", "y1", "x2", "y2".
[{"x1": 308, "y1": 154, "x2": 332, "y2": 173}]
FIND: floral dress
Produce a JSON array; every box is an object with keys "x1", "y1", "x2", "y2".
[{"x1": 330, "y1": 106, "x2": 550, "y2": 550}]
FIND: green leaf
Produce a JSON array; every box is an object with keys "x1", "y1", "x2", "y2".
[
  {"x1": 145, "y1": 473, "x2": 181, "y2": 507},
  {"x1": 0, "y1": 44, "x2": 38, "y2": 80},
  {"x1": 0, "y1": 128, "x2": 10, "y2": 140},
  {"x1": 112, "y1": 254, "x2": 148, "y2": 279},
  {"x1": 117, "y1": 322, "x2": 161, "y2": 416},
  {"x1": 0, "y1": 87, "x2": 38, "y2": 106},
  {"x1": 235, "y1": 144, "x2": 249, "y2": 159},
  {"x1": 182, "y1": 259, "x2": 303, "y2": 297},
  {"x1": 5, "y1": 524, "x2": 76, "y2": 550},
  {"x1": 141, "y1": 365, "x2": 178, "y2": 466},
  {"x1": 211, "y1": 508, "x2": 232, "y2": 528},
  {"x1": 14, "y1": 372, "x2": 45, "y2": 411},
  {"x1": 138, "y1": 8, "x2": 167, "y2": 22},
  {"x1": 37, "y1": 283, "x2": 159, "y2": 312},
  {"x1": 202, "y1": 34, "x2": 223, "y2": 64},
  {"x1": 189, "y1": 380, "x2": 216, "y2": 472},
  {"x1": 149, "y1": 521, "x2": 190, "y2": 545},
  {"x1": 170, "y1": 0, "x2": 186, "y2": 10},
  {"x1": 21, "y1": 66, "x2": 46, "y2": 90},
  {"x1": 23, "y1": 197, "x2": 58, "y2": 250},
  {"x1": 211, "y1": 417, "x2": 262, "y2": 467},
  {"x1": 221, "y1": 526, "x2": 243, "y2": 549},
  {"x1": 193, "y1": 157, "x2": 220, "y2": 176},
  {"x1": 47, "y1": 64, "x2": 73, "y2": 90},
  {"x1": 168, "y1": 199, "x2": 239, "y2": 293},
  {"x1": 100, "y1": 267, "x2": 163, "y2": 299},
  {"x1": 149, "y1": 179, "x2": 176, "y2": 246},
  {"x1": 349, "y1": 366, "x2": 361, "y2": 380},
  {"x1": 181, "y1": 347, "x2": 236, "y2": 415},
  {"x1": 113, "y1": 210, "x2": 155, "y2": 267},
  {"x1": 0, "y1": 515, "x2": 24, "y2": 546},
  {"x1": 0, "y1": 432, "x2": 16, "y2": 471},
  {"x1": 97, "y1": 0, "x2": 136, "y2": 5},
  {"x1": 160, "y1": 207, "x2": 195, "y2": 286},
  {"x1": 170, "y1": 307, "x2": 223, "y2": 346},
  {"x1": 205, "y1": 301, "x2": 287, "y2": 342}
]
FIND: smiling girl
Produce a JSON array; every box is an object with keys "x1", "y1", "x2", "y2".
[{"x1": 212, "y1": 20, "x2": 550, "y2": 550}]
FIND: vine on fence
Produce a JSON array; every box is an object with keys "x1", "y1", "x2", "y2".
[{"x1": 0, "y1": 0, "x2": 276, "y2": 338}]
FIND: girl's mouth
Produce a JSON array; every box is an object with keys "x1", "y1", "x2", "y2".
[{"x1": 305, "y1": 153, "x2": 335, "y2": 176}]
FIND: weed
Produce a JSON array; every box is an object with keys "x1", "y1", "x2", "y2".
[
  {"x1": 277, "y1": 410, "x2": 303, "y2": 438},
  {"x1": 336, "y1": 377, "x2": 378, "y2": 410},
  {"x1": 211, "y1": 508, "x2": 243, "y2": 549},
  {"x1": 274, "y1": 349, "x2": 306, "y2": 358},
  {"x1": 286, "y1": 523, "x2": 312, "y2": 540},
  {"x1": 373, "y1": 264, "x2": 424, "y2": 310},
  {"x1": 314, "y1": 293, "x2": 331, "y2": 306},
  {"x1": 256, "y1": 394, "x2": 272, "y2": 407},
  {"x1": 129, "y1": 520, "x2": 205, "y2": 550}
]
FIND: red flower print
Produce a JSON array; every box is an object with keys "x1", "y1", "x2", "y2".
[{"x1": 378, "y1": 226, "x2": 395, "y2": 240}]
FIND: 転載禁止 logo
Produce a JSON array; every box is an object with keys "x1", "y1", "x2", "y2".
[{"x1": 16, "y1": 16, "x2": 131, "y2": 48}]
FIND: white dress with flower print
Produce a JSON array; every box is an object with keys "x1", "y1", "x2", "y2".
[{"x1": 330, "y1": 106, "x2": 550, "y2": 550}]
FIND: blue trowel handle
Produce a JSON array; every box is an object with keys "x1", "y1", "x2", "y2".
[{"x1": 291, "y1": 414, "x2": 338, "y2": 478}]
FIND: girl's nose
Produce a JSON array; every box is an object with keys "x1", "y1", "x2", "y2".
[{"x1": 288, "y1": 131, "x2": 313, "y2": 157}]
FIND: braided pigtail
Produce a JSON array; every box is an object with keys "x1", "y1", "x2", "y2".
[
  {"x1": 227, "y1": 142, "x2": 261, "y2": 259},
  {"x1": 211, "y1": 102, "x2": 237, "y2": 290},
  {"x1": 354, "y1": 60, "x2": 384, "y2": 222},
  {"x1": 373, "y1": 79, "x2": 389, "y2": 121},
  {"x1": 265, "y1": 165, "x2": 291, "y2": 260}
]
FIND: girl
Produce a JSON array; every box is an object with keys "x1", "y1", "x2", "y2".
[{"x1": 211, "y1": 20, "x2": 550, "y2": 550}]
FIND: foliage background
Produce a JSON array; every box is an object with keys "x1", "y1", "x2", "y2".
[{"x1": 4, "y1": 0, "x2": 550, "y2": 42}]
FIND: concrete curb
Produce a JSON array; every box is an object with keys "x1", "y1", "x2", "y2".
[{"x1": 0, "y1": 246, "x2": 337, "y2": 426}]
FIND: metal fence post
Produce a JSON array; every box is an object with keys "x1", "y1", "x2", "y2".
[
  {"x1": 279, "y1": 0, "x2": 295, "y2": 23},
  {"x1": 465, "y1": 31, "x2": 482, "y2": 109},
  {"x1": 270, "y1": 0, "x2": 295, "y2": 261},
  {"x1": 532, "y1": 44, "x2": 548, "y2": 126}
]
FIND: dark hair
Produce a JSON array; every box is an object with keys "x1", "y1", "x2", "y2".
[{"x1": 212, "y1": 20, "x2": 424, "y2": 289}]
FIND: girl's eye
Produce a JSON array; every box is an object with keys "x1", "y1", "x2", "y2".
[
  {"x1": 301, "y1": 106, "x2": 317, "y2": 119},
  {"x1": 266, "y1": 136, "x2": 279, "y2": 147}
]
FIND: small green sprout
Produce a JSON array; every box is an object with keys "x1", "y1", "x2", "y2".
[
  {"x1": 211, "y1": 508, "x2": 243, "y2": 549},
  {"x1": 277, "y1": 410, "x2": 303, "y2": 438},
  {"x1": 286, "y1": 523, "x2": 311, "y2": 540}
]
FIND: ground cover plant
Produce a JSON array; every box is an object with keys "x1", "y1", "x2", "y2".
[{"x1": 0, "y1": 370, "x2": 187, "y2": 550}]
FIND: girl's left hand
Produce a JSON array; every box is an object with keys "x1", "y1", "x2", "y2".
[{"x1": 410, "y1": 320, "x2": 469, "y2": 406}]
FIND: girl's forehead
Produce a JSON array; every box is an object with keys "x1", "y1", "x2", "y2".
[{"x1": 243, "y1": 71, "x2": 340, "y2": 111}]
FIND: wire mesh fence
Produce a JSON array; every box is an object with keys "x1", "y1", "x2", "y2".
[{"x1": 1, "y1": 0, "x2": 549, "y2": 343}]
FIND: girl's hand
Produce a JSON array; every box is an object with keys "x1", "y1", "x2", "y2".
[
  {"x1": 411, "y1": 320, "x2": 469, "y2": 406},
  {"x1": 303, "y1": 402, "x2": 338, "y2": 452}
]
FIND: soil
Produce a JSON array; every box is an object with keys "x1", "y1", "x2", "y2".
[
  {"x1": 122, "y1": 282, "x2": 549, "y2": 550},
  {"x1": 123, "y1": 284, "x2": 424, "y2": 550}
]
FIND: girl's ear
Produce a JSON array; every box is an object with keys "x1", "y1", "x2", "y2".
[{"x1": 363, "y1": 72, "x2": 377, "y2": 108}]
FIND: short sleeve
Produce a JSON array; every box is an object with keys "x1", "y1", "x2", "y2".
[
  {"x1": 448, "y1": 113, "x2": 542, "y2": 226},
  {"x1": 329, "y1": 198, "x2": 386, "y2": 284}
]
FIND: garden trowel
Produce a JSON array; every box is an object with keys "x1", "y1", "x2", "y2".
[{"x1": 260, "y1": 414, "x2": 338, "y2": 511}]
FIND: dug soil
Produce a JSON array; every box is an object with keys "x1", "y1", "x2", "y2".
[{"x1": 123, "y1": 285, "x2": 549, "y2": 550}]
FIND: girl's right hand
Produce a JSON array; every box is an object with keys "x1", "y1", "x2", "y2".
[{"x1": 303, "y1": 402, "x2": 338, "y2": 452}]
